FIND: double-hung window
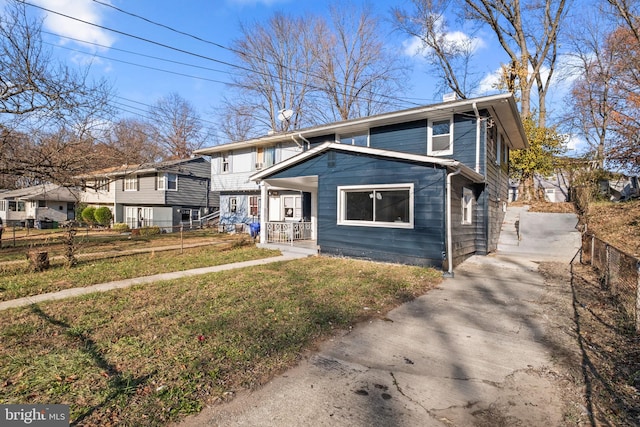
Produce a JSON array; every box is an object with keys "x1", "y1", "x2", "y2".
[
  {"x1": 462, "y1": 187, "x2": 474, "y2": 225},
  {"x1": 249, "y1": 196, "x2": 260, "y2": 216},
  {"x1": 338, "y1": 184, "x2": 414, "y2": 228},
  {"x1": 124, "y1": 176, "x2": 138, "y2": 191},
  {"x1": 222, "y1": 153, "x2": 230, "y2": 173},
  {"x1": 428, "y1": 117, "x2": 453, "y2": 155},
  {"x1": 157, "y1": 173, "x2": 177, "y2": 191}
]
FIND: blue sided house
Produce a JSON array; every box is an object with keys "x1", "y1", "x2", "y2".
[{"x1": 196, "y1": 93, "x2": 527, "y2": 272}]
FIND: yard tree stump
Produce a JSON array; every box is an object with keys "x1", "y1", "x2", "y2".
[{"x1": 27, "y1": 251, "x2": 50, "y2": 271}]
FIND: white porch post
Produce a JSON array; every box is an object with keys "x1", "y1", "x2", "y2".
[
  {"x1": 310, "y1": 188, "x2": 318, "y2": 241},
  {"x1": 259, "y1": 182, "x2": 268, "y2": 244}
]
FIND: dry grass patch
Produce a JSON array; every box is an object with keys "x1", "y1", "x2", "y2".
[
  {"x1": 0, "y1": 243, "x2": 279, "y2": 301},
  {"x1": 584, "y1": 199, "x2": 640, "y2": 256},
  {"x1": 0, "y1": 257, "x2": 441, "y2": 426}
]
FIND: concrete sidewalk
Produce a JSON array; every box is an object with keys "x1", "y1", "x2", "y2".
[
  {"x1": 0, "y1": 253, "x2": 306, "y2": 311},
  {"x1": 175, "y1": 210, "x2": 582, "y2": 427}
]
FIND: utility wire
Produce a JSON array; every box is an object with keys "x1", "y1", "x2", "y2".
[{"x1": 26, "y1": 1, "x2": 426, "y2": 109}]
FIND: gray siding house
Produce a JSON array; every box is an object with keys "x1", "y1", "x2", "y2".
[
  {"x1": 198, "y1": 93, "x2": 527, "y2": 271},
  {"x1": 80, "y1": 157, "x2": 218, "y2": 231}
]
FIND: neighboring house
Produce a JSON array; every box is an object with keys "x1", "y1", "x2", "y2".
[
  {"x1": 0, "y1": 184, "x2": 78, "y2": 227},
  {"x1": 535, "y1": 172, "x2": 571, "y2": 203},
  {"x1": 195, "y1": 134, "x2": 304, "y2": 231},
  {"x1": 197, "y1": 93, "x2": 527, "y2": 271},
  {"x1": 605, "y1": 175, "x2": 639, "y2": 201},
  {"x1": 78, "y1": 157, "x2": 218, "y2": 231}
]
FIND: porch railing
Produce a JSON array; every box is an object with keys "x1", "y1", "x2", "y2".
[{"x1": 266, "y1": 221, "x2": 312, "y2": 245}]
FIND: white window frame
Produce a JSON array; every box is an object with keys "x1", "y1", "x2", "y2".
[
  {"x1": 249, "y1": 195, "x2": 260, "y2": 217},
  {"x1": 229, "y1": 197, "x2": 237, "y2": 213},
  {"x1": 428, "y1": 117, "x2": 454, "y2": 156},
  {"x1": 337, "y1": 183, "x2": 414, "y2": 229},
  {"x1": 462, "y1": 187, "x2": 474, "y2": 225},
  {"x1": 222, "y1": 153, "x2": 230, "y2": 173},
  {"x1": 95, "y1": 178, "x2": 109, "y2": 192},
  {"x1": 157, "y1": 173, "x2": 178, "y2": 191},
  {"x1": 124, "y1": 176, "x2": 138, "y2": 191},
  {"x1": 338, "y1": 131, "x2": 369, "y2": 147}
]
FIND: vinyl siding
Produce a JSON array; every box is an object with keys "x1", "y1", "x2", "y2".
[
  {"x1": 269, "y1": 149, "x2": 447, "y2": 267},
  {"x1": 370, "y1": 120, "x2": 427, "y2": 154}
]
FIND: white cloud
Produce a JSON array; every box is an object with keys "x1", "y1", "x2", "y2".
[
  {"x1": 477, "y1": 67, "x2": 503, "y2": 94},
  {"x1": 403, "y1": 15, "x2": 486, "y2": 59},
  {"x1": 32, "y1": 0, "x2": 115, "y2": 49}
]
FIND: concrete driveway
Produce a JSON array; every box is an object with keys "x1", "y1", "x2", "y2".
[{"x1": 177, "y1": 209, "x2": 582, "y2": 426}]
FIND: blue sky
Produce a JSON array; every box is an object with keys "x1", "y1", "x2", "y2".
[{"x1": 13, "y1": 0, "x2": 581, "y2": 149}]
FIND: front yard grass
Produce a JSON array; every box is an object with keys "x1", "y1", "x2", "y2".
[
  {"x1": 0, "y1": 257, "x2": 442, "y2": 426},
  {"x1": 0, "y1": 241, "x2": 278, "y2": 301}
]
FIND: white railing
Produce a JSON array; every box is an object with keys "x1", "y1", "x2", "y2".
[{"x1": 266, "y1": 221, "x2": 312, "y2": 245}]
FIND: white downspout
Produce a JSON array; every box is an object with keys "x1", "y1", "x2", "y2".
[
  {"x1": 445, "y1": 167, "x2": 462, "y2": 278},
  {"x1": 259, "y1": 181, "x2": 268, "y2": 244},
  {"x1": 473, "y1": 102, "x2": 481, "y2": 173}
]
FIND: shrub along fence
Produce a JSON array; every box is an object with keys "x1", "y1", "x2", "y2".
[{"x1": 580, "y1": 233, "x2": 640, "y2": 332}]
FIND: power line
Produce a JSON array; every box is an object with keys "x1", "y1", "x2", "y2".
[{"x1": 27, "y1": 0, "x2": 427, "y2": 109}]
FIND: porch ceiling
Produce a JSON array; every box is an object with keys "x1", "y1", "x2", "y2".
[{"x1": 263, "y1": 175, "x2": 318, "y2": 192}]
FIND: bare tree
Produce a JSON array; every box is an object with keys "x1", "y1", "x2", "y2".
[
  {"x1": 564, "y1": 11, "x2": 617, "y2": 169},
  {"x1": 393, "y1": 0, "x2": 569, "y2": 126},
  {"x1": 105, "y1": 118, "x2": 164, "y2": 164},
  {"x1": 392, "y1": 0, "x2": 481, "y2": 100},
  {"x1": 312, "y1": 2, "x2": 407, "y2": 122},
  {"x1": 0, "y1": 0, "x2": 113, "y2": 186},
  {"x1": 226, "y1": 12, "x2": 319, "y2": 138},
  {"x1": 606, "y1": 0, "x2": 640, "y2": 43},
  {"x1": 148, "y1": 93, "x2": 208, "y2": 159}
]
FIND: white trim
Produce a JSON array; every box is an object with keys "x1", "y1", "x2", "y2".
[
  {"x1": 428, "y1": 116, "x2": 454, "y2": 156},
  {"x1": 124, "y1": 176, "x2": 138, "y2": 191},
  {"x1": 462, "y1": 187, "x2": 474, "y2": 225},
  {"x1": 338, "y1": 130, "x2": 369, "y2": 147},
  {"x1": 337, "y1": 183, "x2": 414, "y2": 229},
  {"x1": 251, "y1": 142, "x2": 484, "y2": 184},
  {"x1": 196, "y1": 93, "x2": 526, "y2": 155}
]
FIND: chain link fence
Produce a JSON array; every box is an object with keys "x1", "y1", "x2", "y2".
[{"x1": 579, "y1": 233, "x2": 640, "y2": 332}]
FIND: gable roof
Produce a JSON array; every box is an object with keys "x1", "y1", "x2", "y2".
[
  {"x1": 196, "y1": 93, "x2": 527, "y2": 155},
  {"x1": 77, "y1": 157, "x2": 209, "y2": 179},
  {"x1": 250, "y1": 142, "x2": 485, "y2": 184},
  {"x1": 0, "y1": 184, "x2": 78, "y2": 202}
]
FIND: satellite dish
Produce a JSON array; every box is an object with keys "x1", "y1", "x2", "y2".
[{"x1": 277, "y1": 109, "x2": 293, "y2": 122}]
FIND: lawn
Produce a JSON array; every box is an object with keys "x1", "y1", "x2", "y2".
[
  {"x1": 0, "y1": 237, "x2": 278, "y2": 301},
  {"x1": 0, "y1": 256, "x2": 442, "y2": 426}
]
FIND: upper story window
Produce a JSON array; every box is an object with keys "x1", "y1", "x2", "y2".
[
  {"x1": 124, "y1": 176, "x2": 138, "y2": 191},
  {"x1": 222, "y1": 153, "x2": 230, "y2": 173},
  {"x1": 157, "y1": 173, "x2": 178, "y2": 191},
  {"x1": 428, "y1": 117, "x2": 453, "y2": 156},
  {"x1": 255, "y1": 146, "x2": 276, "y2": 170},
  {"x1": 339, "y1": 131, "x2": 369, "y2": 147},
  {"x1": 94, "y1": 178, "x2": 109, "y2": 191},
  {"x1": 338, "y1": 184, "x2": 414, "y2": 229}
]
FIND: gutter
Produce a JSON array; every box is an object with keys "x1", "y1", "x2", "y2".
[
  {"x1": 444, "y1": 167, "x2": 462, "y2": 278},
  {"x1": 473, "y1": 102, "x2": 481, "y2": 173}
]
